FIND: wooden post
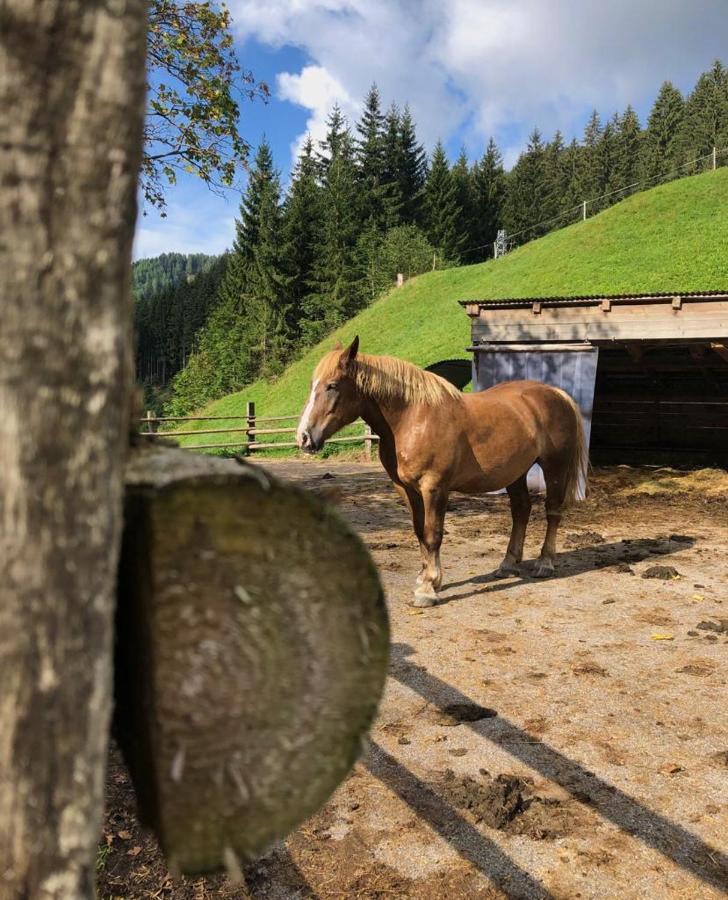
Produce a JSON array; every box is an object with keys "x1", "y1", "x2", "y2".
[
  {"x1": 396, "y1": 272, "x2": 404, "y2": 288},
  {"x1": 432, "y1": 251, "x2": 437, "y2": 271},
  {"x1": 245, "y1": 401, "x2": 256, "y2": 455},
  {"x1": 364, "y1": 422, "x2": 373, "y2": 459},
  {"x1": 583, "y1": 200, "x2": 587, "y2": 221},
  {"x1": 713, "y1": 146, "x2": 717, "y2": 171},
  {"x1": 146, "y1": 409, "x2": 157, "y2": 434}
]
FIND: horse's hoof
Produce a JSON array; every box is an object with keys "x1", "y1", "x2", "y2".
[
  {"x1": 494, "y1": 563, "x2": 519, "y2": 579},
  {"x1": 412, "y1": 588, "x2": 438, "y2": 608},
  {"x1": 533, "y1": 563, "x2": 554, "y2": 578}
]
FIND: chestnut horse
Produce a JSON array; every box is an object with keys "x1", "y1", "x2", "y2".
[{"x1": 297, "y1": 337, "x2": 589, "y2": 607}]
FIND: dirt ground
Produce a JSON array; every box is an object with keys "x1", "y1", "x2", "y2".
[{"x1": 98, "y1": 462, "x2": 728, "y2": 900}]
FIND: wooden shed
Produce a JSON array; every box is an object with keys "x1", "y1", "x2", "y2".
[{"x1": 462, "y1": 291, "x2": 728, "y2": 466}]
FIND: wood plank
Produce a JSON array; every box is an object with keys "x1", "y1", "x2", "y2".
[{"x1": 471, "y1": 299, "x2": 728, "y2": 343}]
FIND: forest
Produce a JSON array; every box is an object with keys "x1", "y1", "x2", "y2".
[{"x1": 133, "y1": 60, "x2": 728, "y2": 415}]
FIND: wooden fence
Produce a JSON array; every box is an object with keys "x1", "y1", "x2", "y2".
[{"x1": 140, "y1": 402, "x2": 378, "y2": 456}]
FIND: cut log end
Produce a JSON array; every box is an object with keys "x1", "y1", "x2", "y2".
[{"x1": 115, "y1": 445, "x2": 389, "y2": 873}]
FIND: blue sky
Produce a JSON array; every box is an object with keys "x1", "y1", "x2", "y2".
[{"x1": 133, "y1": 0, "x2": 728, "y2": 260}]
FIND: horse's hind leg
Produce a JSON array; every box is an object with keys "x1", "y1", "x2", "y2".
[
  {"x1": 495, "y1": 473, "x2": 531, "y2": 577},
  {"x1": 534, "y1": 459, "x2": 568, "y2": 577}
]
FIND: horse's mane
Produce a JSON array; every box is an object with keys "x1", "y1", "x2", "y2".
[{"x1": 314, "y1": 350, "x2": 462, "y2": 407}]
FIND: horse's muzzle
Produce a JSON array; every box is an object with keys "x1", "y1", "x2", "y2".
[{"x1": 297, "y1": 429, "x2": 323, "y2": 454}]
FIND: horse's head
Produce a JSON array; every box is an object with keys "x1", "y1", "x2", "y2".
[{"x1": 297, "y1": 337, "x2": 361, "y2": 453}]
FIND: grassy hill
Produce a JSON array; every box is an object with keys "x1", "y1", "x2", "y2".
[{"x1": 173, "y1": 169, "x2": 728, "y2": 452}]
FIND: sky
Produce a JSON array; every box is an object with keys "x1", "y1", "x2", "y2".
[{"x1": 133, "y1": 0, "x2": 728, "y2": 260}]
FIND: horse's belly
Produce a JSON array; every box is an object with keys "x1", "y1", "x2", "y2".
[{"x1": 451, "y1": 446, "x2": 537, "y2": 494}]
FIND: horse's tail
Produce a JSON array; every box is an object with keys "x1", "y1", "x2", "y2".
[{"x1": 554, "y1": 388, "x2": 590, "y2": 507}]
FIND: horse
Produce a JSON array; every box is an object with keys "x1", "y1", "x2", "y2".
[{"x1": 296, "y1": 336, "x2": 589, "y2": 607}]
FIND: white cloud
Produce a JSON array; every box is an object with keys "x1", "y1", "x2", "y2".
[
  {"x1": 231, "y1": 0, "x2": 728, "y2": 166},
  {"x1": 133, "y1": 201, "x2": 236, "y2": 259},
  {"x1": 277, "y1": 64, "x2": 358, "y2": 158}
]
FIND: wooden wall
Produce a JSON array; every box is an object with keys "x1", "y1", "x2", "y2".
[{"x1": 590, "y1": 343, "x2": 728, "y2": 465}]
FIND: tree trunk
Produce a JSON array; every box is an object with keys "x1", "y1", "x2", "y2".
[{"x1": 0, "y1": 3, "x2": 146, "y2": 898}]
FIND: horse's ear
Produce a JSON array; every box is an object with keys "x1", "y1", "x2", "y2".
[{"x1": 340, "y1": 335, "x2": 359, "y2": 371}]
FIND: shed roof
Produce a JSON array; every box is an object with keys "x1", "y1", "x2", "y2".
[
  {"x1": 460, "y1": 289, "x2": 728, "y2": 311},
  {"x1": 462, "y1": 290, "x2": 728, "y2": 344}
]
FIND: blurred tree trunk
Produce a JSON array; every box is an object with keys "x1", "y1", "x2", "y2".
[{"x1": 0, "y1": 2, "x2": 146, "y2": 897}]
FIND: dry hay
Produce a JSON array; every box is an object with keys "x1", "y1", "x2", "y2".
[{"x1": 606, "y1": 466, "x2": 728, "y2": 499}]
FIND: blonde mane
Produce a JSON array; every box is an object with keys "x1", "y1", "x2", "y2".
[{"x1": 314, "y1": 350, "x2": 462, "y2": 406}]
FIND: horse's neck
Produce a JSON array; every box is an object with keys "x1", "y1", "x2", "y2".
[{"x1": 360, "y1": 396, "x2": 407, "y2": 440}]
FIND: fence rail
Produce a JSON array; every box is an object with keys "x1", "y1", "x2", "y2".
[{"x1": 140, "y1": 402, "x2": 377, "y2": 456}]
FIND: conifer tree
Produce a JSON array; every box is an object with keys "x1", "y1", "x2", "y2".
[
  {"x1": 679, "y1": 61, "x2": 728, "y2": 166},
  {"x1": 189, "y1": 138, "x2": 288, "y2": 393},
  {"x1": 559, "y1": 137, "x2": 586, "y2": 213},
  {"x1": 639, "y1": 81, "x2": 685, "y2": 181},
  {"x1": 471, "y1": 138, "x2": 506, "y2": 257},
  {"x1": 611, "y1": 106, "x2": 642, "y2": 192},
  {"x1": 355, "y1": 84, "x2": 398, "y2": 229},
  {"x1": 305, "y1": 128, "x2": 364, "y2": 341},
  {"x1": 577, "y1": 110, "x2": 603, "y2": 201},
  {"x1": 424, "y1": 141, "x2": 465, "y2": 264},
  {"x1": 452, "y1": 147, "x2": 476, "y2": 254},
  {"x1": 544, "y1": 130, "x2": 570, "y2": 217},
  {"x1": 593, "y1": 116, "x2": 618, "y2": 209},
  {"x1": 280, "y1": 137, "x2": 324, "y2": 341},
  {"x1": 381, "y1": 103, "x2": 404, "y2": 225},
  {"x1": 504, "y1": 129, "x2": 552, "y2": 239},
  {"x1": 317, "y1": 104, "x2": 349, "y2": 174},
  {"x1": 398, "y1": 105, "x2": 428, "y2": 225}
]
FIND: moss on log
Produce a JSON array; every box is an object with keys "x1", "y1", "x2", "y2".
[{"x1": 115, "y1": 444, "x2": 389, "y2": 874}]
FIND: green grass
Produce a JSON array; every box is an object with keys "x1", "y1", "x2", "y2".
[{"x1": 173, "y1": 169, "x2": 728, "y2": 452}]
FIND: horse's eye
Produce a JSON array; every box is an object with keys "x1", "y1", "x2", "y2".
[{"x1": 326, "y1": 382, "x2": 337, "y2": 391}]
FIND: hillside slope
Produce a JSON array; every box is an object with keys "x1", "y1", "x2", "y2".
[{"x1": 175, "y1": 169, "x2": 728, "y2": 449}]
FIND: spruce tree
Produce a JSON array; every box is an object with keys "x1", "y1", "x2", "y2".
[
  {"x1": 242, "y1": 162, "x2": 290, "y2": 378},
  {"x1": 679, "y1": 61, "x2": 728, "y2": 166},
  {"x1": 382, "y1": 103, "x2": 404, "y2": 225},
  {"x1": 305, "y1": 128, "x2": 364, "y2": 342},
  {"x1": 471, "y1": 138, "x2": 506, "y2": 257},
  {"x1": 577, "y1": 110, "x2": 603, "y2": 201},
  {"x1": 559, "y1": 137, "x2": 586, "y2": 213},
  {"x1": 355, "y1": 84, "x2": 398, "y2": 229},
  {"x1": 452, "y1": 147, "x2": 476, "y2": 255},
  {"x1": 398, "y1": 105, "x2": 427, "y2": 225},
  {"x1": 593, "y1": 116, "x2": 618, "y2": 209},
  {"x1": 424, "y1": 141, "x2": 465, "y2": 264},
  {"x1": 544, "y1": 130, "x2": 570, "y2": 218},
  {"x1": 639, "y1": 81, "x2": 685, "y2": 181},
  {"x1": 503, "y1": 129, "x2": 553, "y2": 239},
  {"x1": 196, "y1": 138, "x2": 288, "y2": 391},
  {"x1": 280, "y1": 137, "x2": 324, "y2": 341},
  {"x1": 611, "y1": 106, "x2": 642, "y2": 192},
  {"x1": 317, "y1": 104, "x2": 349, "y2": 174}
]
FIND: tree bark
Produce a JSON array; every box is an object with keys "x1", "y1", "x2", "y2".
[{"x1": 0, "y1": 3, "x2": 146, "y2": 898}]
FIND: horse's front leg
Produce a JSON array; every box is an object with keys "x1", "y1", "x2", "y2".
[
  {"x1": 413, "y1": 482, "x2": 448, "y2": 608},
  {"x1": 393, "y1": 483, "x2": 428, "y2": 584}
]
